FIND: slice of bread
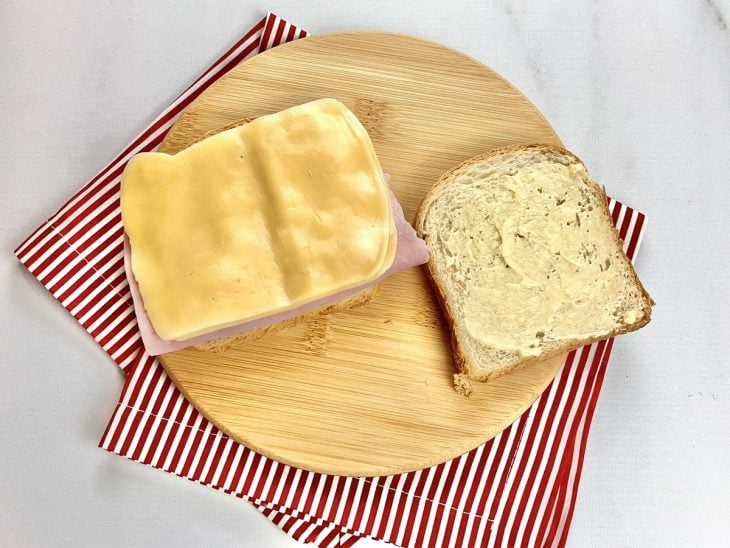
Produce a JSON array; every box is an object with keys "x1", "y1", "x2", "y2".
[{"x1": 414, "y1": 144, "x2": 653, "y2": 395}]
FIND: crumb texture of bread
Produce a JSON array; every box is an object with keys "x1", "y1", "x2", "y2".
[
  {"x1": 415, "y1": 144, "x2": 653, "y2": 386},
  {"x1": 193, "y1": 286, "x2": 378, "y2": 353}
]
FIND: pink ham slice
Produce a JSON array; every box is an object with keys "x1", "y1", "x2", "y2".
[{"x1": 127, "y1": 188, "x2": 429, "y2": 356}]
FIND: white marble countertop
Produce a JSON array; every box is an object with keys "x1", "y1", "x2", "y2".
[{"x1": 1, "y1": 1, "x2": 729, "y2": 546}]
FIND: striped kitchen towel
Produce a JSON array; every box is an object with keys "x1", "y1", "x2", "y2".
[{"x1": 14, "y1": 12, "x2": 647, "y2": 548}]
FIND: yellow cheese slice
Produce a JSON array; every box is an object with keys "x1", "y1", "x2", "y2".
[{"x1": 121, "y1": 98, "x2": 396, "y2": 341}]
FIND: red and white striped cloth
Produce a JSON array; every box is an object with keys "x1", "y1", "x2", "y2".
[{"x1": 15, "y1": 12, "x2": 647, "y2": 548}]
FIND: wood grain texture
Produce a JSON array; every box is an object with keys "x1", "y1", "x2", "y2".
[{"x1": 159, "y1": 31, "x2": 565, "y2": 477}]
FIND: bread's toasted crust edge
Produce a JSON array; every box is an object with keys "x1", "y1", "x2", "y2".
[
  {"x1": 192, "y1": 285, "x2": 379, "y2": 353},
  {"x1": 414, "y1": 144, "x2": 654, "y2": 393}
]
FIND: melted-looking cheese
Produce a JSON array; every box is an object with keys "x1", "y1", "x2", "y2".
[{"x1": 121, "y1": 99, "x2": 396, "y2": 341}]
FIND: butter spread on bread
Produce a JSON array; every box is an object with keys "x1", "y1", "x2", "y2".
[
  {"x1": 415, "y1": 144, "x2": 653, "y2": 394},
  {"x1": 121, "y1": 99, "x2": 398, "y2": 342}
]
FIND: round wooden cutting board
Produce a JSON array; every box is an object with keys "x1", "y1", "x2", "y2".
[{"x1": 159, "y1": 32, "x2": 565, "y2": 477}]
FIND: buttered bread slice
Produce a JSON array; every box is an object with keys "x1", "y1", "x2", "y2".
[
  {"x1": 121, "y1": 99, "x2": 397, "y2": 342},
  {"x1": 415, "y1": 144, "x2": 653, "y2": 394}
]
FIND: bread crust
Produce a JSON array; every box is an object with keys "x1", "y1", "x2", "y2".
[{"x1": 414, "y1": 144, "x2": 654, "y2": 394}]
